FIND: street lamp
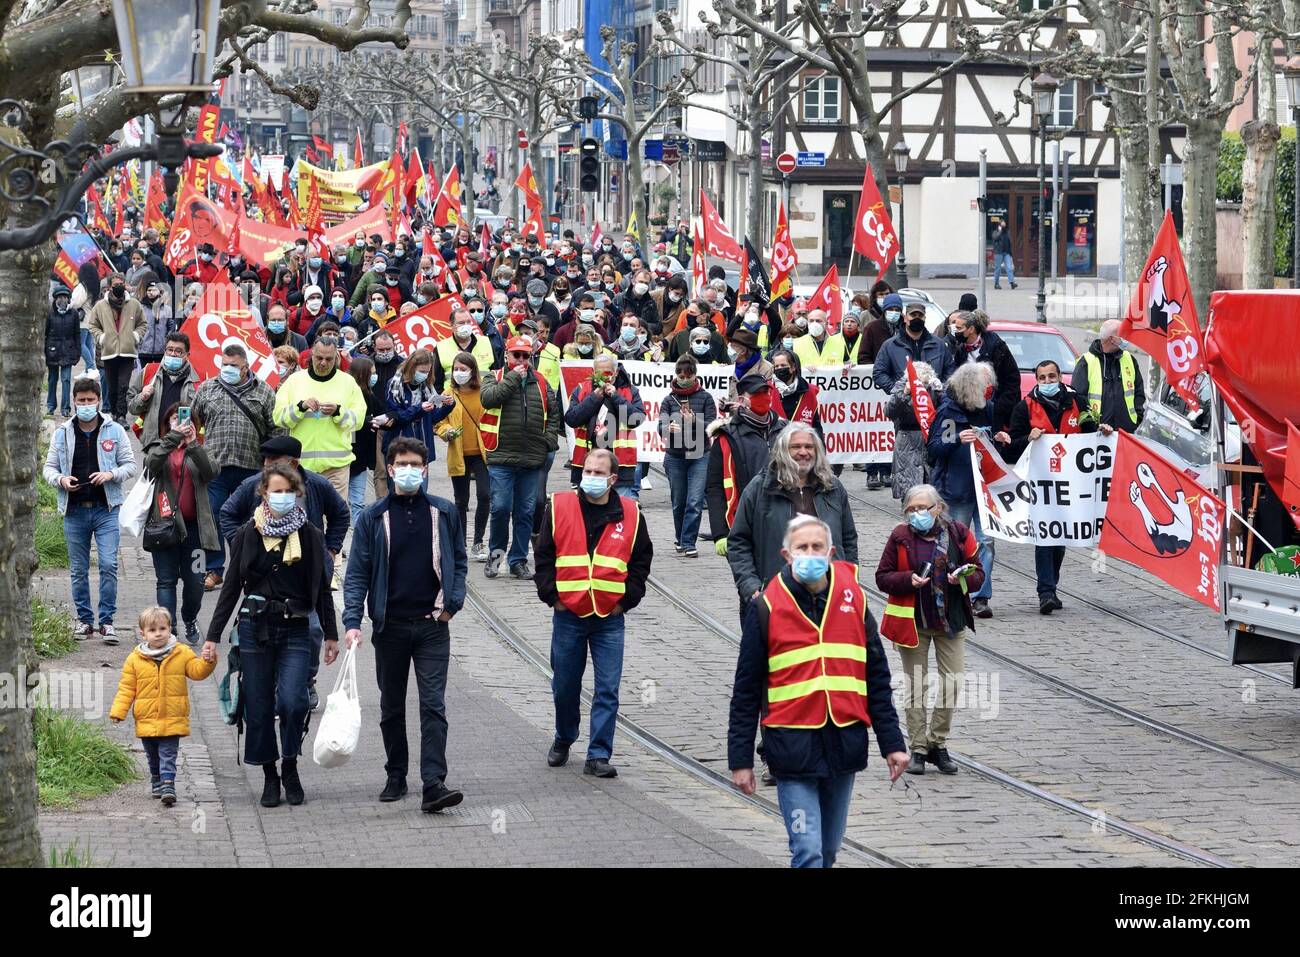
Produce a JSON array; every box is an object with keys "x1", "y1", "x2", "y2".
[
  {"x1": 0, "y1": 0, "x2": 224, "y2": 250},
  {"x1": 893, "y1": 140, "x2": 911, "y2": 288},
  {"x1": 1285, "y1": 54, "x2": 1300, "y2": 288},
  {"x1": 1032, "y1": 72, "x2": 1059, "y2": 323},
  {"x1": 71, "y1": 62, "x2": 118, "y2": 112}
]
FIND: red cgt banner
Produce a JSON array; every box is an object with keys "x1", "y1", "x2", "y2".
[
  {"x1": 1099, "y1": 431, "x2": 1225, "y2": 611},
  {"x1": 907, "y1": 357, "x2": 935, "y2": 442},
  {"x1": 382, "y1": 294, "x2": 464, "y2": 357},
  {"x1": 177, "y1": 283, "x2": 282, "y2": 390}
]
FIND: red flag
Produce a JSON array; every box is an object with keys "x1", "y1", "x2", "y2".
[
  {"x1": 590, "y1": 223, "x2": 603, "y2": 251},
  {"x1": 690, "y1": 221, "x2": 706, "y2": 295},
  {"x1": 1099, "y1": 431, "x2": 1226, "y2": 611},
  {"x1": 698, "y1": 189, "x2": 743, "y2": 263},
  {"x1": 478, "y1": 222, "x2": 492, "y2": 260},
  {"x1": 421, "y1": 231, "x2": 451, "y2": 289},
  {"x1": 226, "y1": 201, "x2": 243, "y2": 259},
  {"x1": 737, "y1": 245, "x2": 749, "y2": 298},
  {"x1": 384, "y1": 295, "x2": 464, "y2": 356},
  {"x1": 304, "y1": 176, "x2": 329, "y2": 258},
  {"x1": 395, "y1": 121, "x2": 409, "y2": 157},
  {"x1": 312, "y1": 135, "x2": 334, "y2": 158},
  {"x1": 424, "y1": 162, "x2": 440, "y2": 208},
  {"x1": 519, "y1": 201, "x2": 545, "y2": 240},
  {"x1": 1123, "y1": 209, "x2": 1206, "y2": 413},
  {"x1": 769, "y1": 202, "x2": 797, "y2": 300},
  {"x1": 852, "y1": 164, "x2": 899, "y2": 281},
  {"x1": 433, "y1": 166, "x2": 463, "y2": 227},
  {"x1": 86, "y1": 185, "x2": 111, "y2": 235},
  {"x1": 1284, "y1": 420, "x2": 1300, "y2": 521},
  {"x1": 405, "y1": 149, "x2": 424, "y2": 210},
  {"x1": 178, "y1": 283, "x2": 282, "y2": 388},
  {"x1": 514, "y1": 162, "x2": 543, "y2": 208},
  {"x1": 281, "y1": 177, "x2": 303, "y2": 229},
  {"x1": 807, "y1": 264, "x2": 843, "y2": 332},
  {"x1": 352, "y1": 129, "x2": 365, "y2": 170},
  {"x1": 908, "y1": 358, "x2": 935, "y2": 441},
  {"x1": 144, "y1": 171, "x2": 167, "y2": 233}
]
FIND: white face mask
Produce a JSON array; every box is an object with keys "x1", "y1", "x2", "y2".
[
  {"x1": 808, "y1": 321, "x2": 825, "y2": 338},
  {"x1": 452, "y1": 368, "x2": 472, "y2": 385},
  {"x1": 456, "y1": 323, "x2": 474, "y2": 340}
]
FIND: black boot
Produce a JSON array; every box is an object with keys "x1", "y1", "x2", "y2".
[
  {"x1": 906, "y1": 751, "x2": 926, "y2": 775},
  {"x1": 379, "y1": 775, "x2": 408, "y2": 802},
  {"x1": 281, "y1": 759, "x2": 304, "y2": 806},
  {"x1": 260, "y1": 764, "x2": 281, "y2": 808},
  {"x1": 927, "y1": 746, "x2": 959, "y2": 774}
]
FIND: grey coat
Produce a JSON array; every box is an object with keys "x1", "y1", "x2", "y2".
[{"x1": 885, "y1": 377, "x2": 933, "y2": 500}]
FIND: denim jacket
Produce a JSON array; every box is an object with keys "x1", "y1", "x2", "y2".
[{"x1": 42, "y1": 415, "x2": 138, "y2": 514}]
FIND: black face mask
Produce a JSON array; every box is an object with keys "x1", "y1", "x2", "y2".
[
  {"x1": 907, "y1": 317, "x2": 926, "y2": 334},
  {"x1": 774, "y1": 367, "x2": 794, "y2": 383},
  {"x1": 110, "y1": 286, "x2": 126, "y2": 300}
]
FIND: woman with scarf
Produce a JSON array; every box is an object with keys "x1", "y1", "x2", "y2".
[
  {"x1": 657, "y1": 355, "x2": 718, "y2": 557},
  {"x1": 886, "y1": 360, "x2": 942, "y2": 500},
  {"x1": 874, "y1": 483, "x2": 983, "y2": 776},
  {"x1": 201, "y1": 463, "x2": 338, "y2": 808},
  {"x1": 769, "y1": 349, "x2": 823, "y2": 438},
  {"x1": 385, "y1": 348, "x2": 455, "y2": 462}
]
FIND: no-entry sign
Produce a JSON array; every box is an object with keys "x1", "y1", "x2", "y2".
[{"x1": 775, "y1": 152, "x2": 797, "y2": 175}]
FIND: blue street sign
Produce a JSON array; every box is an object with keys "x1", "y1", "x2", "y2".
[{"x1": 796, "y1": 151, "x2": 826, "y2": 167}]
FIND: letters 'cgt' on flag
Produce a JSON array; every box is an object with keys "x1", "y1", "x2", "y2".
[
  {"x1": 178, "y1": 282, "x2": 282, "y2": 389},
  {"x1": 852, "y1": 164, "x2": 899, "y2": 281},
  {"x1": 769, "y1": 202, "x2": 797, "y2": 300},
  {"x1": 1123, "y1": 209, "x2": 1207, "y2": 413},
  {"x1": 908, "y1": 358, "x2": 935, "y2": 441},
  {"x1": 384, "y1": 295, "x2": 464, "y2": 356},
  {"x1": 1098, "y1": 431, "x2": 1226, "y2": 611},
  {"x1": 698, "y1": 189, "x2": 743, "y2": 263},
  {"x1": 807, "y1": 263, "x2": 843, "y2": 332}
]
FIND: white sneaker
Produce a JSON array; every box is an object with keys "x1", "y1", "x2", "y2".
[
  {"x1": 640, "y1": 476, "x2": 653, "y2": 490},
  {"x1": 331, "y1": 568, "x2": 343, "y2": 591},
  {"x1": 99, "y1": 623, "x2": 118, "y2": 645},
  {"x1": 73, "y1": 622, "x2": 95, "y2": 641},
  {"x1": 471, "y1": 542, "x2": 488, "y2": 562}
]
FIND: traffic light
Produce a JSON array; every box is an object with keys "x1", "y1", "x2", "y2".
[
  {"x1": 578, "y1": 96, "x2": 598, "y2": 121},
  {"x1": 580, "y1": 137, "x2": 600, "y2": 193}
]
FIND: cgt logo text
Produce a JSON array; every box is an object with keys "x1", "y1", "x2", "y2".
[{"x1": 50, "y1": 887, "x2": 151, "y2": 937}]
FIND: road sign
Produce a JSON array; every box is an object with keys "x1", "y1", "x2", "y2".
[
  {"x1": 796, "y1": 151, "x2": 826, "y2": 168},
  {"x1": 517, "y1": 129, "x2": 528, "y2": 150},
  {"x1": 662, "y1": 144, "x2": 679, "y2": 167},
  {"x1": 775, "y1": 152, "x2": 797, "y2": 175}
]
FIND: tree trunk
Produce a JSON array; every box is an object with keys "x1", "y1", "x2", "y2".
[
  {"x1": 1182, "y1": 119, "x2": 1221, "y2": 320},
  {"x1": 745, "y1": 126, "x2": 764, "y2": 247},
  {"x1": 627, "y1": 142, "x2": 646, "y2": 242},
  {"x1": 459, "y1": 126, "x2": 476, "y2": 215},
  {"x1": 1240, "y1": 119, "x2": 1281, "y2": 289}
]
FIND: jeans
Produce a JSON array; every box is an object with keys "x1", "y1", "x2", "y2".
[
  {"x1": 947, "y1": 501, "x2": 994, "y2": 601},
  {"x1": 614, "y1": 479, "x2": 640, "y2": 501},
  {"x1": 488, "y1": 464, "x2": 537, "y2": 566},
  {"x1": 46, "y1": 365, "x2": 73, "y2": 414},
  {"x1": 531, "y1": 450, "x2": 557, "y2": 535},
  {"x1": 237, "y1": 616, "x2": 312, "y2": 765},
  {"x1": 64, "y1": 503, "x2": 119, "y2": 626},
  {"x1": 775, "y1": 773, "x2": 857, "y2": 868},
  {"x1": 142, "y1": 735, "x2": 180, "y2": 782},
  {"x1": 663, "y1": 454, "x2": 708, "y2": 548},
  {"x1": 151, "y1": 521, "x2": 205, "y2": 628},
  {"x1": 373, "y1": 617, "x2": 451, "y2": 786},
  {"x1": 205, "y1": 465, "x2": 258, "y2": 574},
  {"x1": 452, "y1": 453, "x2": 490, "y2": 545},
  {"x1": 993, "y1": 252, "x2": 1016, "y2": 286},
  {"x1": 79, "y1": 329, "x2": 96, "y2": 371},
  {"x1": 1034, "y1": 545, "x2": 1065, "y2": 598},
  {"x1": 102, "y1": 356, "x2": 135, "y2": 420},
  {"x1": 348, "y1": 470, "x2": 370, "y2": 529},
  {"x1": 550, "y1": 608, "x2": 625, "y2": 760}
]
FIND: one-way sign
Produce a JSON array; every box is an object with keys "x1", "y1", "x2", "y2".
[{"x1": 796, "y1": 151, "x2": 826, "y2": 167}]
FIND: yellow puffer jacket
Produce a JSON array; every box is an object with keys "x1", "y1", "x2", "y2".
[{"x1": 110, "y1": 644, "x2": 216, "y2": 737}]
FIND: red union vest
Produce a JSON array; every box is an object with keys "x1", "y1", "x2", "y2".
[
  {"x1": 1026, "y1": 395, "x2": 1080, "y2": 435},
  {"x1": 785, "y1": 383, "x2": 820, "y2": 427},
  {"x1": 570, "y1": 379, "x2": 638, "y2": 468},
  {"x1": 879, "y1": 523, "x2": 980, "y2": 648},
  {"x1": 719, "y1": 433, "x2": 741, "y2": 529},
  {"x1": 479, "y1": 367, "x2": 549, "y2": 453},
  {"x1": 551, "y1": 490, "x2": 639, "y2": 618},
  {"x1": 762, "y1": 561, "x2": 871, "y2": 729}
]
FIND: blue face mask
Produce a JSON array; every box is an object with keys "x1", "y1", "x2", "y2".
[
  {"x1": 1038, "y1": 381, "x2": 1061, "y2": 397},
  {"x1": 580, "y1": 475, "x2": 610, "y2": 498},
  {"x1": 792, "y1": 553, "x2": 830, "y2": 584},
  {"x1": 308, "y1": 257, "x2": 323, "y2": 269},
  {"x1": 162, "y1": 355, "x2": 185, "y2": 373},
  {"x1": 369, "y1": 373, "x2": 378, "y2": 388},
  {"x1": 267, "y1": 320, "x2": 286, "y2": 334},
  {"x1": 392, "y1": 465, "x2": 424, "y2": 492},
  {"x1": 528, "y1": 296, "x2": 543, "y2": 308},
  {"x1": 332, "y1": 297, "x2": 345, "y2": 311},
  {"x1": 782, "y1": 337, "x2": 795, "y2": 351},
  {"x1": 492, "y1": 304, "x2": 508, "y2": 318},
  {"x1": 621, "y1": 327, "x2": 637, "y2": 343},
  {"x1": 908, "y1": 510, "x2": 935, "y2": 533},
  {"x1": 219, "y1": 364, "x2": 242, "y2": 385},
  {"x1": 267, "y1": 491, "x2": 297, "y2": 515},
  {"x1": 412, "y1": 370, "x2": 428, "y2": 385},
  {"x1": 75, "y1": 403, "x2": 99, "y2": 421}
]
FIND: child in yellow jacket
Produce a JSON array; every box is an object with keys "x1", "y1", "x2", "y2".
[{"x1": 110, "y1": 607, "x2": 216, "y2": 806}]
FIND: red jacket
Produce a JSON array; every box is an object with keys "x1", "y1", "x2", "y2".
[{"x1": 288, "y1": 304, "x2": 327, "y2": 338}]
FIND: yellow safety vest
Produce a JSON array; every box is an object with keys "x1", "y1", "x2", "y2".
[
  {"x1": 438, "y1": 335, "x2": 495, "y2": 380},
  {"x1": 1082, "y1": 351, "x2": 1137, "y2": 423},
  {"x1": 793, "y1": 334, "x2": 840, "y2": 369},
  {"x1": 536, "y1": 342, "x2": 561, "y2": 393}
]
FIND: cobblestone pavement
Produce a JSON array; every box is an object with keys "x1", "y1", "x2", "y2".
[{"x1": 34, "y1": 444, "x2": 1300, "y2": 867}]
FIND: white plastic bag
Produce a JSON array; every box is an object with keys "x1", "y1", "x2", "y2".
[
  {"x1": 313, "y1": 643, "x2": 361, "y2": 768},
  {"x1": 119, "y1": 477, "x2": 155, "y2": 538}
]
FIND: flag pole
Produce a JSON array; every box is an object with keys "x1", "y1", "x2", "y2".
[{"x1": 844, "y1": 249, "x2": 856, "y2": 298}]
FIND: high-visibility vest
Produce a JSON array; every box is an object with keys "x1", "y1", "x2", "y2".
[
  {"x1": 879, "y1": 523, "x2": 980, "y2": 648},
  {"x1": 536, "y1": 342, "x2": 561, "y2": 393},
  {"x1": 551, "y1": 490, "x2": 639, "y2": 618},
  {"x1": 437, "y1": 334, "x2": 494, "y2": 381},
  {"x1": 829, "y1": 332, "x2": 864, "y2": 364},
  {"x1": 793, "y1": 334, "x2": 838, "y2": 370},
  {"x1": 762, "y1": 561, "x2": 871, "y2": 729},
  {"x1": 718, "y1": 433, "x2": 741, "y2": 530},
  {"x1": 1026, "y1": 395, "x2": 1080, "y2": 435},
  {"x1": 1082, "y1": 351, "x2": 1137, "y2": 424},
  {"x1": 782, "y1": 382, "x2": 820, "y2": 427},
  {"x1": 479, "y1": 367, "x2": 550, "y2": 453},
  {"x1": 569, "y1": 379, "x2": 638, "y2": 469}
]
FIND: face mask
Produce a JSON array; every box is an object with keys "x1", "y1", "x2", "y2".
[
  {"x1": 277, "y1": 363, "x2": 291, "y2": 379},
  {"x1": 782, "y1": 337, "x2": 795, "y2": 351},
  {"x1": 368, "y1": 373, "x2": 379, "y2": 388},
  {"x1": 674, "y1": 376, "x2": 694, "y2": 388},
  {"x1": 385, "y1": 278, "x2": 398, "y2": 287},
  {"x1": 452, "y1": 368, "x2": 472, "y2": 386},
  {"x1": 375, "y1": 350, "x2": 395, "y2": 363},
  {"x1": 162, "y1": 355, "x2": 185, "y2": 373},
  {"x1": 463, "y1": 286, "x2": 479, "y2": 298},
  {"x1": 416, "y1": 294, "x2": 429, "y2": 306},
  {"x1": 219, "y1": 365, "x2": 242, "y2": 385},
  {"x1": 372, "y1": 262, "x2": 385, "y2": 273},
  {"x1": 55, "y1": 301, "x2": 69, "y2": 313},
  {"x1": 545, "y1": 257, "x2": 555, "y2": 267},
  {"x1": 528, "y1": 296, "x2": 543, "y2": 308},
  {"x1": 885, "y1": 309, "x2": 901, "y2": 323},
  {"x1": 633, "y1": 282, "x2": 648, "y2": 296},
  {"x1": 1038, "y1": 381, "x2": 1061, "y2": 397},
  {"x1": 691, "y1": 341, "x2": 710, "y2": 356},
  {"x1": 372, "y1": 301, "x2": 387, "y2": 313},
  {"x1": 412, "y1": 370, "x2": 428, "y2": 385},
  {"x1": 792, "y1": 554, "x2": 830, "y2": 584},
  {"x1": 876, "y1": 296, "x2": 886, "y2": 307},
  {"x1": 568, "y1": 270, "x2": 582, "y2": 279},
  {"x1": 306, "y1": 298, "x2": 323, "y2": 314},
  {"x1": 808, "y1": 322, "x2": 825, "y2": 338},
  {"x1": 110, "y1": 286, "x2": 126, "y2": 301},
  {"x1": 199, "y1": 253, "x2": 213, "y2": 263},
  {"x1": 332, "y1": 296, "x2": 345, "y2": 310},
  {"x1": 795, "y1": 317, "x2": 808, "y2": 330},
  {"x1": 577, "y1": 309, "x2": 594, "y2": 323},
  {"x1": 336, "y1": 254, "x2": 349, "y2": 264},
  {"x1": 577, "y1": 342, "x2": 593, "y2": 356},
  {"x1": 456, "y1": 324, "x2": 475, "y2": 340},
  {"x1": 308, "y1": 257, "x2": 323, "y2": 269},
  {"x1": 908, "y1": 510, "x2": 935, "y2": 533},
  {"x1": 394, "y1": 247, "x2": 406, "y2": 258},
  {"x1": 747, "y1": 392, "x2": 771, "y2": 416},
  {"x1": 483, "y1": 303, "x2": 504, "y2": 320},
  {"x1": 774, "y1": 367, "x2": 794, "y2": 383},
  {"x1": 726, "y1": 346, "x2": 738, "y2": 361},
  {"x1": 580, "y1": 475, "x2": 610, "y2": 498},
  {"x1": 907, "y1": 317, "x2": 926, "y2": 334},
  {"x1": 392, "y1": 465, "x2": 424, "y2": 493},
  {"x1": 668, "y1": 292, "x2": 682, "y2": 304},
  {"x1": 74, "y1": 402, "x2": 100, "y2": 421},
  {"x1": 620, "y1": 327, "x2": 638, "y2": 343},
  {"x1": 267, "y1": 491, "x2": 297, "y2": 516}
]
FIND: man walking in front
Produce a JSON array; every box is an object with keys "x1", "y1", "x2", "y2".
[
  {"x1": 534, "y1": 448, "x2": 653, "y2": 778},
  {"x1": 344, "y1": 438, "x2": 468, "y2": 813}
]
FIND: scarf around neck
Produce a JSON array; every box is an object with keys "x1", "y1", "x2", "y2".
[
  {"x1": 137, "y1": 637, "x2": 178, "y2": 660},
  {"x1": 254, "y1": 503, "x2": 306, "y2": 564}
]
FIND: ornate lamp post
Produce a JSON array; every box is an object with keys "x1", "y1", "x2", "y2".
[
  {"x1": 892, "y1": 140, "x2": 911, "y2": 288},
  {"x1": 1032, "y1": 73, "x2": 1059, "y2": 323}
]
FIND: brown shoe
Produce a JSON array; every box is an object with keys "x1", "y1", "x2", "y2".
[{"x1": 204, "y1": 572, "x2": 223, "y2": 592}]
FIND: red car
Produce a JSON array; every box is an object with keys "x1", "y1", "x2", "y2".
[{"x1": 988, "y1": 320, "x2": 1081, "y2": 398}]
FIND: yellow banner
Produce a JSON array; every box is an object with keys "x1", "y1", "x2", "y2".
[{"x1": 294, "y1": 159, "x2": 386, "y2": 215}]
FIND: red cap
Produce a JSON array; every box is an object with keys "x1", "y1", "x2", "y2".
[{"x1": 506, "y1": 335, "x2": 535, "y2": 353}]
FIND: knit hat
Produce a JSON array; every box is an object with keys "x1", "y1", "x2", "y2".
[
  {"x1": 882, "y1": 293, "x2": 903, "y2": 311},
  {"x1": 958, "y1": 293, "x2": 978, "y2": 311},
  {"x1": 302, "y1": 284, "x2": 323, "y2": 301}
]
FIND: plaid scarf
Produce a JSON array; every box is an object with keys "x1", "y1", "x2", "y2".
[{"x1": 253, "y1": 503, "x2": 306, "y2": 564}]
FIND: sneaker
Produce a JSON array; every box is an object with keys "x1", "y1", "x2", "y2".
[
  {"x1": 421, "y1": 781, "x2": 464, "y2": 813},
  {"x1": 73, "y1": 622, "x2": 95, "y2": 641},
  {"x1": 583, "y1": 758, "x2": 618, "y2": 779},
  {"x1": 993, "y1": 284, "x2": 1002, "y2": 290},
  {"x1": 683, "y1": 547, "x2": 698, "y2": 558},
  {"x1": 674, "y1": 545, "x2": 685, "y2": 555},
  {"x1": 308, "y1": 682, "x2": 320, "y2": 712},
  {"x1": 99, "y1": 623, "x2": 118, "y2": 645},
  {"x1": 150, "y1": 776, "x2": 163, "y2": 798},
  {"x1": 1010, "y1": 281, "x2": 1018, "y2": 290},
  {"x1": 484, "y1": 549, "x2": 505, "y2": 578},
  {"x1": 509, "y1": 561, "x2": 533, "y2": 580},
  {"x1": 640, "y1": 475, "x2": 652, "y2": 490},
  {"x1": 184, "y1": 620, "x2": 201, "y2": 645},
  {"x1": 204, "y1": 571, "x2": 223, "y2": 592},
  {"x1": 471, "y1": 542, "x2": 489, "y2": 562},
  {"x1": 866, "y1": 475, "x2": 883, "y2": 491},
  {"x1": 159, "y1": 781, "x2": 176, "y2": 806},
  {"x1": 972, "y1": 598, "x2": 992, "y2": 619}
]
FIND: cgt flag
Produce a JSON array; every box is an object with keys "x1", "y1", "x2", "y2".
[
  {"x1": 769, "y1": 202, "x2": 797, "y2": 300},
  {"x1": 383, "y1": 295, "x2": 464, "y2": 356},
  {"x1": 852, "y1": 164, "x2": 899, "y2": 281},
  {"x1": 178, "y1": 283, "x2": 282, "y2": 389},
  {"x1": 807, "y1": 264, "x2": 843, "y2": 332},
  {"x1": 1123, "y1": 209, "x2": 1207, "y2": 413},
  {"x1": 907, "y1": 358, "x2": 935, "y2": 441},
  {"x1": 1099, "y1": 431, "x2": 1226, "y2": 611},
  {"x1": 698, "y1": 189, "x2": 743, "y2": 263}
]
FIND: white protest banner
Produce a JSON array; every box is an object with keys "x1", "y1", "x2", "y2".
[
  {"x1": 804, "y1": 365, "x2": 894, "y2": 464},
  {"x1": 559, "y1": 360, "x2": 734, "y2": 463},
  {"x1": 972, "y1": 432, "x2": 1116, "y2": 547}
]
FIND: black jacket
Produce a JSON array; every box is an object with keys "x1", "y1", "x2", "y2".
[
  {"x1": 45, "y1": 305, "x2": 82, "y2": 367},
  {"x1": 728, "y1": 569, "x2": 904, "y2": 777},
  {"x1": 948, "y1": 329, "x2": 1021, "y2": 431},
  {"x1": 657, "y1": 386, "x2": 718, "y2": 459},
  {"x1": 1071, "y1": 340, "x2": 1146, "y2": 433},
  {"x1": 612, "y1": 289, "x2": 660, "y2": 334},
  {"x1": 706, "y1": 412, "x2": 787, "y2": 538},
  {"x1": 1005, "y1": 385, "x2": 1095, "y2": 462},
  {"x1": 534, "y1": 490, "x2": 653, "y2": 613},
  {"x1": 563, "y1": 366, "x2": 646, "y2": 484}
]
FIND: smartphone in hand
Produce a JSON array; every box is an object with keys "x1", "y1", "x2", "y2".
[{"x1": 177, "y1": 406, "x2": 191, "y2": 428}]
